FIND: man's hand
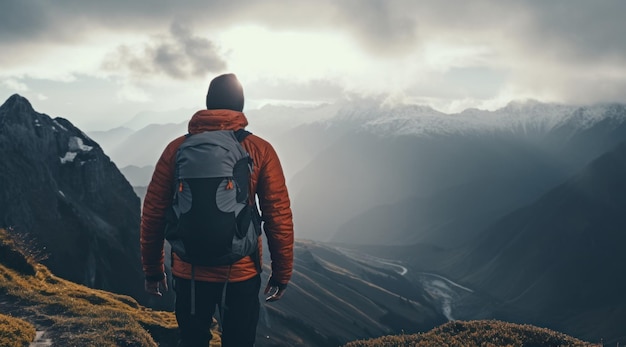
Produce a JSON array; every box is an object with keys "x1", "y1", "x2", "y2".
[
  {"x1": 144, "y1": 274, "x2": 168, "y2": 297},
  {"x1": 264, "y1": 277, "x2": 287, "y2": 302}
]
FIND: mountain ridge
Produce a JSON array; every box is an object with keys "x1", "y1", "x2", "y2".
[
  {"x1": 87, "y1": 99, "x2": 626, "y2": 193},
  {"x1": 434, "y1": 139, "x2": 626, "y2": 344},
  {"x1": 0, "y1": 94, "x2": 154, "y2": 307}
]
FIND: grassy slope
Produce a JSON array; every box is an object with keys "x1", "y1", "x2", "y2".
[
  {"x1": 343, "y1": 320, "x2": 599, "y2": 347},
  {"x1": 0, "y1": 228, "x2": 220, "y2": 346}
]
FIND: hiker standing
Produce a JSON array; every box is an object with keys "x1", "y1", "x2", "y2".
[{"x1": 140, "y1": 73, "x2": 294, "y2": 347}]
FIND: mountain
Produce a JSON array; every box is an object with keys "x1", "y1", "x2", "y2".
[
  {"x1": 85, "y1": 125, "x2": 134, "y2": 156},
  {"x1": 91, "y1": 121, "x2": 188, "y2": 168},
  {"x1": 120, "y1": 108, "x2": 195, "y2": 130},
  {"x1": 439, "y1": 140, "x2": 626, "y2": 344},
  {"x1": 120, "y1": 165, "x2": 154, "y2": 187},
  {"x1": 0, "y1": 94, "x2": 152, "y2": 307},
  {"x1": 287, "y1": 101, "x2": 626, "y2": 244}
]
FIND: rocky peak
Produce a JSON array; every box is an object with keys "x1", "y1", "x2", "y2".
[
  {"x1": 0, "y1": 94, "x2": 38, "y2": 130},
  {"x1": 0, "y1": 93, "x2": 34, "y2": 113},
  {"x1": 0, "y1": 95, "x2": 154, "y2": 307}
]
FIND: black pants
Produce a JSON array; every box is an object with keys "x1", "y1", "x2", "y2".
[{"x1": 174, "y1": 275, "x2": 261, "y2": 347}]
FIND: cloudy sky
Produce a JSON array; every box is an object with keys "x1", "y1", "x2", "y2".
[{"x1": 1, "y1": 0, "x2": 625, "y2": 130}]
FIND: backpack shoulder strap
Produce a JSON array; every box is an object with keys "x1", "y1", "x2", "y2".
[
  {"x1": 233, "y1": 128, "x2": 261, "y2": 274},
  {"x1": 234, "y1": 129, "x2": 252, "y2": 142}
]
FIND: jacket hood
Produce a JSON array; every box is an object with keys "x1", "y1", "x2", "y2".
[{"x1": 188, "y1": 109, "x2": 249, "y2": 134}]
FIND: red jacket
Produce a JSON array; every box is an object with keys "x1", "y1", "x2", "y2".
[{"x1": 140, "y1": 109, "x2": 294, "y2": 284}]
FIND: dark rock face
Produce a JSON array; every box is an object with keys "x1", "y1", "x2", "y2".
[{"x1": 0, "y1": 94, "x2": 146, "y2": 304}]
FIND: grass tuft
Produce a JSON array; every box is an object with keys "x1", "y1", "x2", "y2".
[
  {"x1": 0, "y1": 313, "x2": 36, "y2": 347},
  {"x1": 0, "y1": 227, "x2": 36, "y2": 276}
]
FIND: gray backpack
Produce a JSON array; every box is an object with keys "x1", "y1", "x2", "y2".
[{"x1": 165, "y1": 129, "x2": 261, "y2": 267}]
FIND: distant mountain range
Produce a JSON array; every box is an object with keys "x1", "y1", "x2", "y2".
[
  {"x1": 290, "y1": 101, "x2": 626, "y2": 245},
  {"x1": 89, "y1": 100, "x2": 626, "y2": 246}
]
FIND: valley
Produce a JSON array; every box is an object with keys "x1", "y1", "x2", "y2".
[{"x1": 330, "y1": 244, "x2": 484, "y2": 322}]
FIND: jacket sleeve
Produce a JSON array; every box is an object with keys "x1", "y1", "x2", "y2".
[
  {"x1": 255, "y1": 141, "x2": 294, "y2": 285},
  {"x1": 140, "y1": 137, "x2": 183, "y2": 279}
]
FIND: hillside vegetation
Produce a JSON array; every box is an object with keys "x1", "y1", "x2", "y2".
[
  {"x1": 343, "y1": 320, "x2": 598, "y2": 347},
  {"x1": 0, "y1": 228, "x2": 220, "y2": 346},
  {"x1": 0, "y1": 313, "x2": 35, "y2": 347}
]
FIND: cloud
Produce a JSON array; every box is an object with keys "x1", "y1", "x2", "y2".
[
  {"x1": 333, "y1": 0, "x2": 419, "y2": 56},
  {"x1": 0, "y1": 2, "x2": 53, "y2": 44},
  {"x1": 1, "y1": 78, "x2": 29, "y2": 92},
  {"x1": 246, "y1": 78, "x2": 346, "y2": 102},
  {"x1": 4, "y1": 1, "x2": 626, "y2": 64},
  {"x1": 103, "y1": 22, "x2": 226, "y2": 80},
  {"x1": 517, "y1": 1, "x2": 626, "y2": 64},
  {"x1": 2, "y1": 0, "x2": 626, "y2": 110},
  {"x1": 115, "y1": 83, "x2": 151, "y2": 103}
]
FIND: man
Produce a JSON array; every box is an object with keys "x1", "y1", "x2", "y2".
[{"x1": 140, "y1": 73, "x2": 294, "y2": 346}]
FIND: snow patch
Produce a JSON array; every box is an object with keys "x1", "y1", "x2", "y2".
[
  {"x1": 68, "y1": 136, "x2": 93, "y2": 152},
  {"x1": 60, "y1": 152, "x2": 77, "y2": 164},
  {"x1": 53, "y1": 120, "x2": 67, "y2": 131},
  {"x1": 60, "y1": 136, "x2": 93, "y2": 164}
]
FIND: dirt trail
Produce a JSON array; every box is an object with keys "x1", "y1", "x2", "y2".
[{"x1": 30, "y1": 331, "x2": 52, "y2": 347}]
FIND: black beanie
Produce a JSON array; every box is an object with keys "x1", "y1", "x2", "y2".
[{"x1": 205, "y1": 73, "x2": 244, "y2": 111}]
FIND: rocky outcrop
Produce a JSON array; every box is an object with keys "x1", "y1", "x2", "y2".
[{"x1": 0, "y1": 94, "x2": 148, "y2": 305}]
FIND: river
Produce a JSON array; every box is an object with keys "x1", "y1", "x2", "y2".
[{"x1": 333, "y1": 245, "x2": 478, "y2": 321}]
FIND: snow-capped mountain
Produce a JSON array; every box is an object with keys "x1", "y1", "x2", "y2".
[
  {"x1": 283, "y1": 100, "x2": 626, "y2": 242},
  {"x1": 344, "y1": 100, "x2": 625, "y2": 138}
]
